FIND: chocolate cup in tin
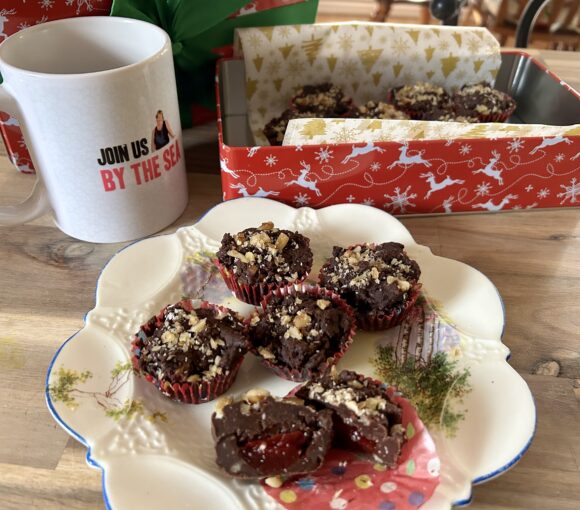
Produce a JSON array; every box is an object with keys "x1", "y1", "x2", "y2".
[
  {"x1": 131, "y1": 299, "x2": 247, "y2": 404},
  {"x1": 248, "y1": 284, "x2": 357, "y2": 382},
  {"x1": 214, "y1": 258, "x2": 311, "y2": 306},
  {"x1": 474, "y1": 102, "x2": 517, "y2": 123},
  {"x1": 318, "y1": 243, "x2": 422, "y2": 332}
]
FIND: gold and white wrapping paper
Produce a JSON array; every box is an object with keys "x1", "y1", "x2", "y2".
[
  {"x1": 282, "y1": 118, "x2": 580, "y2": 145},
  {"x1": 234, "y1": 22, "x2": 502, "y2": 145}
]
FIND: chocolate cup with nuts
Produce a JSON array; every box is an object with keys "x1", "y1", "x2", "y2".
[
  {"x1": 214, "y1": 221, "x2": 313, "y2": 306},
  {"x1": 294, "y1": 369, "x2": 405, "y2": 468},
  {"x1": 389, "y1": 83, "x2": 451, "y2": 121},
  {"x1": 247, "y1": 284, "x2": 357, "y2": 382},
  {"x1": 318, "y1": 243, "x2": 422, "y2": 331},
  {"x1": 452, "y1": 82, "x2": 516, "y2": 123},
  {"x1": 211, "y1": 388, "x2": 334, "y2": 479},
  {"x1": 131, "y1": 300, "x2": 248, "y2": 404}
]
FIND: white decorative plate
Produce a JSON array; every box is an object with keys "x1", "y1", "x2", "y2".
[{"x1": 46, "y1": 198, "x2": 535, "y2": 509}]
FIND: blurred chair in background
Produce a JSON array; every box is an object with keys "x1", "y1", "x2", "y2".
[
  {"x1": 464, "y1": 0, "x2": 580, "y2": 49},
  {"x1": 371, "y1": 0, "x2": 432, "y2": 23}
]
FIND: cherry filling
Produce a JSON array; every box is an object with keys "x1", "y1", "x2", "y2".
[
  {"x1": 332, "y1": 415, "x2": 376, "y2": 454},
  {"x1": 240, "y1": 430, "x2": 310, "y2": 474}
]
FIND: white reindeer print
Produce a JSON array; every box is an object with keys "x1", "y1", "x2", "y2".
[
  {"x1": 1, "y1": 116, "x2": 19, "y2": 127},
  {"x1": 342, "y1": 142, "x2": 386, "y2": 164},
  {"x1": 442, "y1": 196, "x2": 454, "y2": 213},
  {"x1": 473, "y1": 151, "x2": 503, "y2": 185},
  {"x1": 11, "y1": 153, "x2": 33, "y2": 173},
  {"x1": 387, "y1": 144, "x2": 431, "y2": 169},
  {"x1": 472, "y1": 194, "x2": 518, "y2": 212},
  {"x1": 246, "y1": 146, "x2": 260, "y2": 158},
  {"x1": 230, "y1": 183, "x2": 280, "y2": 198},
  {"x1": 286, "y1": 161, "x2": 321, "y2": 196},
  {"x1": 420, "y1": 172, "x2": 465, "y2": 199},
  {"x1": 0, "y1": 9, "x2": 16, "y2": 41},
  {"x1": 219, "y1": 158, "x2": 239, "y2": 179},
  {"x1": 571, "y1": 152, "x2": 580, "y2": 161},
  {"x1": 529, "y1": 136, "x2": 573, "y2": 155}
]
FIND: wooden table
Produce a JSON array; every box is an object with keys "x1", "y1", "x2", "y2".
[{"x1": 1, "y1": 49, "x2": 579, "y2": 510}]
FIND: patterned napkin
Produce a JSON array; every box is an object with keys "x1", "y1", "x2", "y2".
[
  {"x1": 283, "y1": 118, "x2": 580, "y2": 145},
  {"x1": 234, "y1": 22, "x2": 502, "y2": 145}
]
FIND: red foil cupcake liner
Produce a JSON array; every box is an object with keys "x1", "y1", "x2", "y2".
[
  {"x1": 214, "y1": 258, "x2": 309, "y2": 306},
  {"x1": 318, "y1": 243, "x2": 422, "y2": 332},
  {"x1": 356, "y1": 282, "x2": 422, "y2": 331},
  {"x1": 131, "y1": 299, "x2": 246, "y2": 404},
  {"x1": 475, "y1": 103, "x2": 516, "y2": 123},
  {"x1": 248, "y1": 284, "x2": 357, "y2": 382}
]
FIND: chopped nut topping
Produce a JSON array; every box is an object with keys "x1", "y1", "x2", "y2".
[
  {"x1": 227, "y1": 249, "x2": 249, "y2": 263},
  {"x1": 250, "y1": 314, "x2": 260, "y2": 326},
  {"x1": 249, "y1": 232, "x2": 271, "y2": 249},
  {"x1": 214, "y1": 396, "x2": 233, "y2": 418},
  {"x1": 161, "y1": 331, "x2": 177, "y2": 344},
  {"x1": 244, "y1": 388, "x2": 270, "y2": 404},
  {"x1": 258, "y1": 221, "x2": 275, "y2": 230},
  {"x1": 258, "y1": 346, "x2": 276, "y2": 360},
  {"x1": 275, "y1": 232, "x2": 290, "y2": 252},
  {"x1": 284, "y1": 326, "x2": 303, "y2": 340},
  {"x1": 316, "y1": 299, "x2": 331, "y2": 310},
  {"x1": 187, "y1": 374, "x2": 201, "y2": 383},
  {"x1": 292, "y1": 311, "x2": 312, "y2": 329},
  {"x1": 190, "y1": 317, "x2": 207, "y2": 334}
]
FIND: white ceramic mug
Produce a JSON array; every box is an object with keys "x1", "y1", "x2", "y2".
[{"x1": 0, "y1": 17, "x2": 188, "y2": 243}]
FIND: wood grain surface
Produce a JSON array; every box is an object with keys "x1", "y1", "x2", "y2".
[{"x1": 0, "y1": 49, "x2": 579, "y2": 510}]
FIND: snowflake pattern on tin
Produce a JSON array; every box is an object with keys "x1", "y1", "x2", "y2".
[
  {"x1": 294, "y1": 192, "x2": 310, "y2": 206},
  {"x1": 557, "y1": 178, "x2": 579, "y2": 204},
  {"x1": 315, "y1": 147, "x2": 333, "y2": 163},
  {"x1": 475, "y1": 182, "x2": 491, "y2": 196},
  {"x1": 537, "y1": 188, "x2": 550, "y2": 199},
  {"x1": 459, "y1": 144, "x2": 472, "y2": 156},
  {"x1": 507, "y1": 139, "x2": 524, "y2": 153},
  {"x1": 383, "y1": 186, "x2": 417, "y2": 214},
  {"x1": 264, "y1": 154, "x2": 277, "y2": 167}
]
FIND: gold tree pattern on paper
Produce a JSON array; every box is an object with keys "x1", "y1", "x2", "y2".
[
  {"x1": 259, "y1": 27, "x2": 274, "y2": 42},
  {"x1": 253, "y1": 55, "x2": 263, "y2": 72},
  {"x1": 441, "y1": 55, "x2": 460, "y2": 77},
  {"x1": 279, "y1": 44, "x2": 293, "y2": 60},
  {"x1": 300, "y1": 119, "x2": 327, "y2": 139},
  {"x1": 326, "y1": 56, "x2": 338, "y2": 72},
  {"x1": 246, "y1": 79, "x2": 258, "y2": 99},
  {"x1": 302, "y1": 35, "x2": 323, "y2": 65},
  {"x1": 358, "y1": 47, "x2": 383, "y2": 73}
]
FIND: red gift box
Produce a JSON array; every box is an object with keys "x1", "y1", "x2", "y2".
[
  {"x1": 216, "y1": 53, "x2": 580, "y2": 215},
  {"x1": 0, "y1": 1, "x2": 112, "y2": 173}
]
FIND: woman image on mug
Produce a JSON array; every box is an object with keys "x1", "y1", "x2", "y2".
[{"x1": 151, "y1": 110, "x2": 175, "y2": 151}]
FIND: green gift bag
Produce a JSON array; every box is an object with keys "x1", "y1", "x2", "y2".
[{"x1": 111, "y1": 0, "x2": 319, "y2": 127}]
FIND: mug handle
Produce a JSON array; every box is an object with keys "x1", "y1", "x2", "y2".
[{"x1": 0, "y1": 84, "x2": 50, "y2": 226}]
